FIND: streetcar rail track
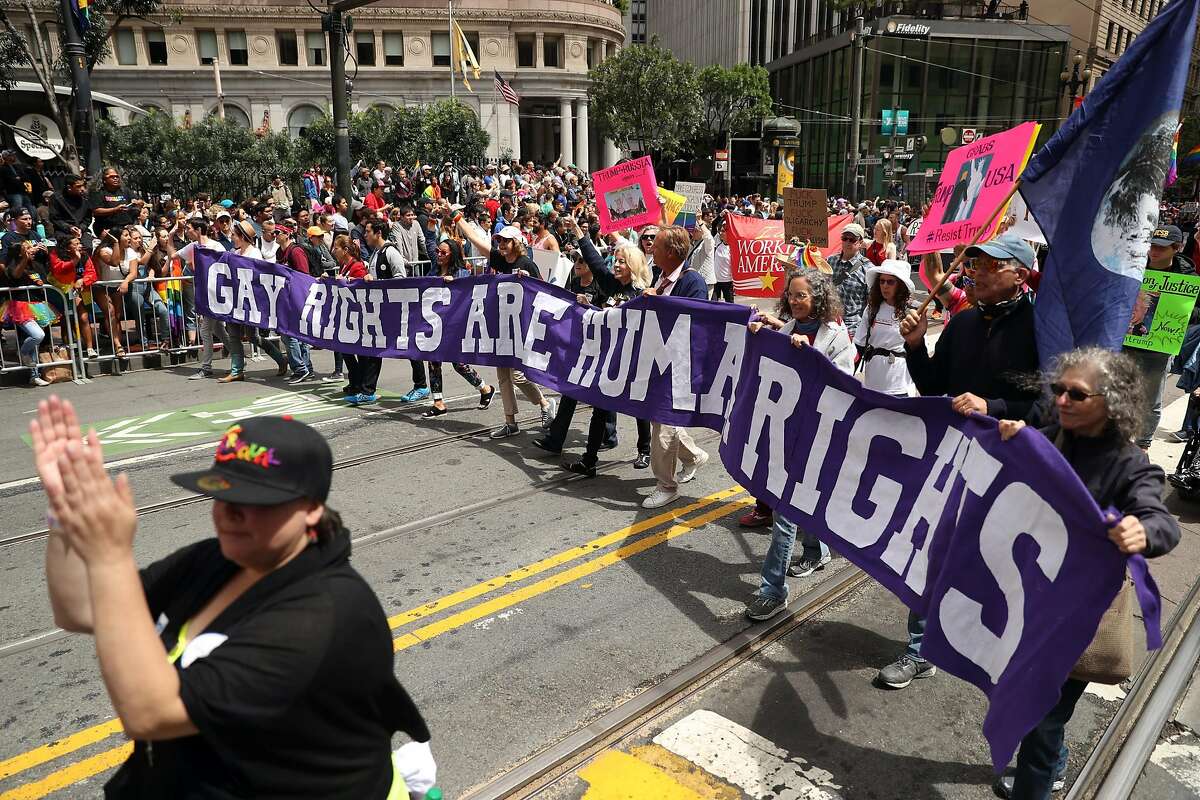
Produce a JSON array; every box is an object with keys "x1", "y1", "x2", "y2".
[
  {"x1": 0, "y1": 421, "x2": 719, "y2": 660},
  {"x1": 0, "y1": 405, "x2": 547, "y2": 551},
  {"x1": 462, "y1": 564, "x2": 871, "y2": 800}
]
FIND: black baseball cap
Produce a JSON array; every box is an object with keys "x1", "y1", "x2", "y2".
[
  {"x1": 1150, "y1": 224, "x2": 1183, "y2": 246},
  {"x1": 170, "y1": 417, "x2": 333, "y2": 505}
]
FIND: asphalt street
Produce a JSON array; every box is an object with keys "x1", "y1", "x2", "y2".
[{"x1": 1, "y1": 342, "x2": 1199, "y2": 799}]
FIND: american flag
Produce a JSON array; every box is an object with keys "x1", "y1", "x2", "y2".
[{"x1": 494, "y1": 71, "x2": 520, "y2": 105}]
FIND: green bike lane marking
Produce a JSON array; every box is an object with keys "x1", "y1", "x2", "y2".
[{"x1": 21, "y1": 385, "x2": 405, "y2": 458}]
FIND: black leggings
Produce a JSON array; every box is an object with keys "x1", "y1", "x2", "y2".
[
  {"x1": 428, "y1": 361, "x2": 482, "y2": 400},
  {"x1": 710, "y1": 282, "x2": 735, "y2": 302},
  {"x1": 581, "y1": 407, "x2": 650, "y2": 467}
]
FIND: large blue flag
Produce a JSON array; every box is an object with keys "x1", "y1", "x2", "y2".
[{"x1": 1022, "y1": 0, "x2": 1200, "y2": 366}]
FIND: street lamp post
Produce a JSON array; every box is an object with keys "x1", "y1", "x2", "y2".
[{"x1": 1059, "y1": 51, "x2": 1093, "y2": 109}]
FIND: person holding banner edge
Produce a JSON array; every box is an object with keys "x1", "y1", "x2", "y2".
[
  {"x1": 992, "y1": 347, "x2": 1179, "y2": 800},
  {"x1": 884, "y1": 231, "x2": 1041, "y2": 690}
]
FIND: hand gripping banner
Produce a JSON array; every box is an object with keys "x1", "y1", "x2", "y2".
[{"x1": 196, "y1": 249, "x2": 1159, "y2": 770}]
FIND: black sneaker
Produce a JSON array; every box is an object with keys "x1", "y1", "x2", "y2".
[
  {"x1": 1167, "y1": 429, "x2": 1191, "y2": 443},
  {"x1": 287, "y1": 371, "x2": 313, "y2": 385},
  {"x1": 992, "y1": 772, "x2": 1065, "y2": 798},
  {"x1": 876, "y1": 655, "x2": 937, "y2": 689},
  {"x1": 633, "y1": 452, "x2": 651, "y2": 469},
  {"x1": 531, "y1": 437, "x2": 562, "y2": 454},
  {"x1": 745, "y1": 594, "x2": 788, "y2": 622},
  {"x1": 563, "y1": 460, "x2": 597, "y2": 478}
]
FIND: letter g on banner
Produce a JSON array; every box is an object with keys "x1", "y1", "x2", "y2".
[
  {"x1": 939, "y1": 483, "x2": 1068, "y2": 684},
  {"x1": 208, "y1": 261, "x2": 235, "y2": 315}
]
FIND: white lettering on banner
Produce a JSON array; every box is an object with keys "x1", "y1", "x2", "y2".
[
  {"x1": 462, "y1": 283, "x2": 494, "y2": 354},
  {"x1": 523, "y1": 293, "x2": 571, "y2": 371},
  {"x1": 233, "y1": 268, "x2": 262, "y2": 324},
  {"x1": 880, "y1": 428, "x2": 968, "y2": 593},
  {"x1": 630, "y1": 311, "x2": 696, "y2": 410},
  {"x1": 598, "y1": 309, "x2": 643, "y2": 398},
  {"x1": 826, "y1": 409, "x2": 927, "y2": 548},
  {"x1": 299, "y1": 283, "x2": 327, "y2": 338},
  {"x1": 739, "y1": 357, "x2": 802, "y2": 498},
  {"x1": 787, "y1": 385, "x2": 854, "y2": 514},
  {"x1": 698, "y1": 323, "x2": 747, "y2": 423},
  {"x1": 496, "y1": 282, "x2": 524, "y2": 358},
  {"x1": 940, "y1": 483, "x2": 1068, "y2": 684},
  {"x1": 358, "y1": 288, "x2": 387, "y2": 349},
  {"x1": 417, "y1": 287, "x2": 451, "y2": 352},
  {"x1": 568, "y1": 309, "x2": 604, "y2": 387},
  {"x1": 259, "y1": 274, "x2": 286, "y2": 331},
  {"x1": 334, "y1": 286, "x2": 360, "y2": 345},
  {"x1": 209, "y1": 262, "x2": 234, "y2": 315},
  {"x1": 385, "y1": 287, "x2": 420, "y2": 349}
]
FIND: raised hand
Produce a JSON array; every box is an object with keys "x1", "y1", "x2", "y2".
[
  {"x1": 30, "y1": 395, "x2": 84, "y2": 503},
  {"x1": 51, "y1": 430, "x2": 137, "y2": 565}
]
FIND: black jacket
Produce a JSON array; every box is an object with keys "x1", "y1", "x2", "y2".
[
  {"x1": 1039, "y1": 423, "x2": 1180, "y2": 558},
  {"x1": 905, "y1": 292, "x2": 1040, "y2": 421}
]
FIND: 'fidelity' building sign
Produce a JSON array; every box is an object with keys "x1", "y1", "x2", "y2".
[{"x1": 882, "y1": 20, "x2": 932, "y2": 36}]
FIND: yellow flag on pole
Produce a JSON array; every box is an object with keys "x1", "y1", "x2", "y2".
[{"x1": 453, "y1": 21, "x2": 480, "y2": 92}]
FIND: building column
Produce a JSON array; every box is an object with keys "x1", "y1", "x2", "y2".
[
  {"x1": 559, "y1": 98, "x2": 573, "y2": 166},
  {"x1": 531, "y1": 107, "x2": 544, "y2": 162},
  {"x1": 510, "y1": 102, "x2": 522, "y2": 161},
  {"x1": 603, "y1": 138, "x2": 620, "y2": 168},
  {"x1": 574, "y1": 99, "x2": 589, "y2": 172}
]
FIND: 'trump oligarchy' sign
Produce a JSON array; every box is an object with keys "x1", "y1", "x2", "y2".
[{"x1": 197, "y1": 249, "x2": 1154, "y2": 771}]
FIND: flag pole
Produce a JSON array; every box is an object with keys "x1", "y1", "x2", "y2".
[
  {"x1": 915, "y1": 179, "x2": 1023, "y2": 316},
  {"x1": 448, "y1": 0, "x2": 456, "y2": 99}
]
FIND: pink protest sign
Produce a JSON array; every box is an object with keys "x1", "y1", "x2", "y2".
[
  {"x1": 593, "y1": 156, "x2": 660, "y2": 234},
  {"x1": 907, "y1": 121, "x2": 1041, "y2": 255}
]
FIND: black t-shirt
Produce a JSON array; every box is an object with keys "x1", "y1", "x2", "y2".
[
  {"x1": 104, "y1": 535, "x2": 429, "y2": 800},
  {"x1": 488, "y1": 244, "x2": 537, "y2": 276},
  {"x1": 0, "y1": 229, "x2": 48, "y2": 275},
  {"x1": 90, "y1": 188, "x2": 136, "y2": 237}
]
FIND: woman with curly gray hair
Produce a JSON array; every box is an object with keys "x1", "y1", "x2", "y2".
[
  {"x1": 742, "y1": 267, "x2": 855, "y2": 621},
  {"x1": 993, "y1": 346, "x2": 1179, "y2": 800}
]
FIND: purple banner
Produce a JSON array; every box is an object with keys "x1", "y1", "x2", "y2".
[{"x1": 197, "y1": 250, "x2": 1140, "y2": 770}]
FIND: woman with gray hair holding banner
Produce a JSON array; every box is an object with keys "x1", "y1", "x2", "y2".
[{"x1": 993, "y1": 347, "x2": 1178, "y2": 800}]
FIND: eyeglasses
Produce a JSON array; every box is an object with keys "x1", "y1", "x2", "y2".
[{"x1": 1049, "y1": 382, "x2": 1103, "y2": 402}]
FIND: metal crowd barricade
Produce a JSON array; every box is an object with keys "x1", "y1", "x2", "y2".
[
  {"x1": 88, "y1": 275, "x2": 203, "y2": 375},
  {"x1": 0, "y1": 283, "x2": 85, "y2": 384}
]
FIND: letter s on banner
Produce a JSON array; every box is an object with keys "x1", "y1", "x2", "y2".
[{"x1": 939, "y1": 482, "x2": 1068, "y2": 684}]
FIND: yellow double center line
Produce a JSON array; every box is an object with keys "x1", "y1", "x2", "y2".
[{"x1": 0, "y1": 487, "x2": 747, "y2": 799}]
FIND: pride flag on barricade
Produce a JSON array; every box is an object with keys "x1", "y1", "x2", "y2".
[{"x1": 1021, "y1": 0, "x2": 1200, "y2": 365}]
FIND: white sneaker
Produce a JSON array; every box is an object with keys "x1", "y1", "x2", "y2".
[
  {"x1": 642, "y1": 488, "x2": 680, "y2": 509},
  {"x1": 30, "y1": 375, "x2": 51, "y2": 387},
  {"x1": 677, "y1": 450, "x2": 710, "y2": 484}
]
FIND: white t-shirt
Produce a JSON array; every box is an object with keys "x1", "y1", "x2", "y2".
[
  {"x1": 235, "y1": 245, "x2": 263, "y2": 260},
  {"x1": 176, "y1": 239, "x2": 226, "y2": 270},
  {"x1": 258, "y1": 239, "x2": 280, "y2": 260},
  {"x1": 713, "y1": 242, "x2": 732, "y2": 283},
  {"x1": 853, "y1": 303, "x2": 914, "y2": 396}
]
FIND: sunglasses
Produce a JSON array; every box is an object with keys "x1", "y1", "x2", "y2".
[
  {"x1": 840, "y1": 234, "x2": 860, "y2": 242},
  {"x1": 1049, "y1": 382, "x2": 1103, "y2": 403},
  {"x1": 877, "y1": 277, "x2": 898, "y2": 286}
]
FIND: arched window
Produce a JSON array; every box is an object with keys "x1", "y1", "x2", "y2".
[
  {"x1": 208, "y1": 104, "x2": 251, "y2": 128},
  {"x1": 288, "y1": 104, "x2": 325, "y2": 139}
]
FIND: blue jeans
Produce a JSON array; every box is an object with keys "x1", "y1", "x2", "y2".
[
  {"x1": 18, "y1": 321, "x2": 45, "y2": 378},
  {"x1": 1010, "y1": 679, "x2": 1083, "y2": 799},
  {"x1": 129, "y1": 280, "x2": 169, "y2": 341},
  {"x1": 1126, "y1": 348, "x2": 1169, "y2": 447},
  {"x1": 906, "y1": 611, "x2": 926, "y2": 660},
  {"x1": 758, "y1": 514, "x2": 830, "y2": 602},
  {"x1": 283, "y1": 335, "x2": 313, "y2": 375}
]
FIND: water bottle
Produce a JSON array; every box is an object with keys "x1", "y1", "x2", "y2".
[
  {"x1": 36, "y1": 224, "x2": 47, "y2": 242},
  {"x1": 412, "y1": 788, "x2": 442, "y2": 800}
]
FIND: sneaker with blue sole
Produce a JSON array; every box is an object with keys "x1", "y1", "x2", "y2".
[
  {"x1": 358, "y1": 393, "x2": 379, "y2": 404},
  {"x1": 345, "y1": 394, "x2": 364, "y2": 405},
  {"x1": 400, "y1": 386, "x2": 431, "y2": 403}
]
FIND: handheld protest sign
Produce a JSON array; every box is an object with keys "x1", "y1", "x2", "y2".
[
  {"x1": 908, "y1": 121, "x2": 1040, "y2": 255},
  {"x1": 1123, "y1": 270, "x2": 1200, "y2": 354},
  {"x1": 725, "y1": 211, "x2": 789, "y2": 297},
  {"x1": 783, "y1": 188, "x2": 829, "y2": 246},
  {"x1": 593, "y1": 156, "x2": 660, "y2": 234},
  {"x1": 674, "y1": 181, "x2": 706, "y2": 230},
  {"x1": 657, "y1": 187, "x2": 686, "y2": 227}
]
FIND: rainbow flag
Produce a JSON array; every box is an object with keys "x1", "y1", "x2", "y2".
[
  {"x1": 71, "y1": 0, "x2": 89, "y2": 32},
  {"x1": 1167, "y1": 122, "x2": 1182, "y2": 186}
]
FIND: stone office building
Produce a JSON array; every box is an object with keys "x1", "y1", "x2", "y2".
[{"x1": 25, "y1": 0, "x2": 626, "y2": 169}]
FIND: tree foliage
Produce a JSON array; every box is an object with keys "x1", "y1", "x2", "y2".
[
  {"x1": 694, "y1": 63, "x2": 773, "y2": 151},
  {"x1": 587, "y1": 38, "x2": 703, "y2": 159}
]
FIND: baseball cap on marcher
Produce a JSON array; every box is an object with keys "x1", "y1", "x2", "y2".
[
  {"x1": 965, "y1": 232, "x2": 1036, "y2": 270},
  {"x1": 1151, "y1": 225, "x2": 1184, "y2": 246},
  {"x1": 170, "y1": 417, "x2": 332, "y2": 506},
  {"x1": 496, "y1": 225, "x2": 524, "y2": 240},
  {"x1": 841, "y1": 222, "x2": 865, "y2": 240}
]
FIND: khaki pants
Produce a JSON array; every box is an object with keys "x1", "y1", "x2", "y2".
[
  {"x1": 497, "y1": 368, "x2": 545, "y2": 419},
  {"x1": 650, "y1": 422, "x2": 704, "y2": 492}
]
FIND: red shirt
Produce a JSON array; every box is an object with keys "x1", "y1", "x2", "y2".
[
  {"x1": 277, "y1": 243, "x2": 310, "y2": 275},
  {"x1": 865, "y1": 241, "x2": 887, "y2": 266},
  {"x1": 365, "y1": 192, "x2": 388, "y2": 212},
  {"x1": 339, "y1": 258, "x2": 367, "y2": 280}
]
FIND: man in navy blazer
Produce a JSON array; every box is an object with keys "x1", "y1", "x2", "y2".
[{"x1": 640, "y1": 226, "x2": 710, "y2": 509}]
